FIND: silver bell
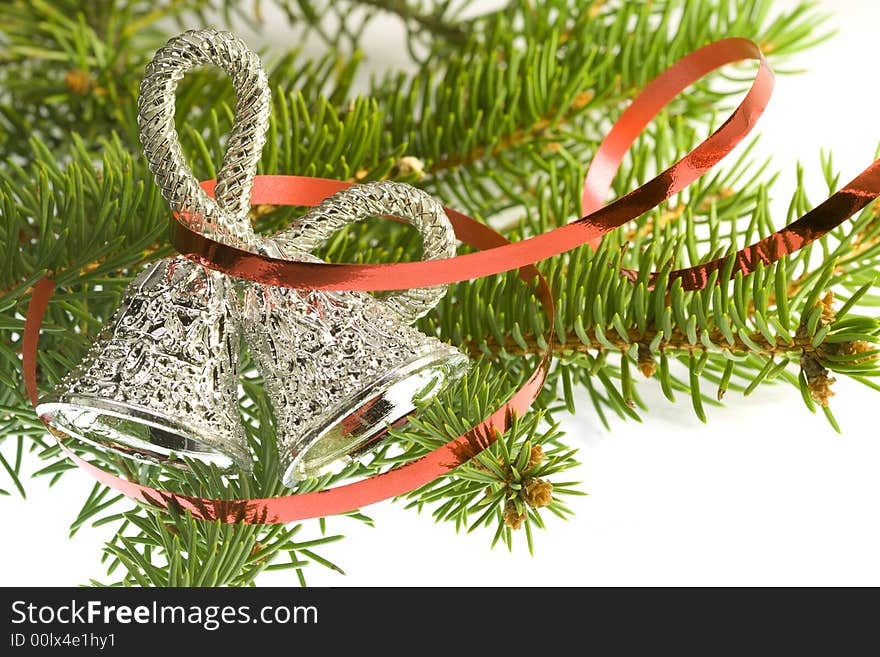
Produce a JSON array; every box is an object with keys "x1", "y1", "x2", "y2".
[
  {"x1": 245, "y1": 182, "x2": 469, "y2": 486},
  {"x1": 36, "y1": 257, "x2": 250, "y2": 470},
  {"x1": 38, "y1": 29, "x2": 271, "y2": 470}
]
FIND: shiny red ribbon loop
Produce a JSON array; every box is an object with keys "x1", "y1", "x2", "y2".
[
  {"x1": 171, "y1": 38, "x2": 776, "y2": 291},
  {"x1": 23, "y1": 37, "x2": 880, "y2": 524}
]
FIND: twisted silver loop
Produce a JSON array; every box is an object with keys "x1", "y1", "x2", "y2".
[
  {"x1": 270, "y1": 181, "x2": 456, "y2": 323},
  {"x1": 138, "y1": 31, "x2": 454, "y2": 321},
  {"x1": 137, "y1": 29, "x2": 270, "y2": 250}
]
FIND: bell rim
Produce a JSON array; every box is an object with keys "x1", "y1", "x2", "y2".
[
  {"x1": 281, "y1": 342, "x2": 469, "y2": 487},
  {"x1": 36, "y1": 393, "x2": 252, "y2": 472}
]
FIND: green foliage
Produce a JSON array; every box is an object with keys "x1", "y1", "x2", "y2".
[
  {"x1": 2, "y1": 0, "x2": 876, "y2": 587},
  {"x1": 60, "y1": 397, "x2": 354, "y2": 587},
  {"x1": 402, "y1": 407, "x2": 584, "y2": 555}
]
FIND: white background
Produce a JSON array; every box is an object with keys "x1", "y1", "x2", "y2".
[{"x1": 2, "y1": 0, "x2": 879, "y2": 586}]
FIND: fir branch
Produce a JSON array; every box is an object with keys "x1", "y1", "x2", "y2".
[
  {"x1": 391, "y1": 370, "x2": 584, "y2": 551},
  {"x1": 464, "y1": 322, "x2": 822, "y2": 362},
  {"x1": 3, "y1": 0, "x2": 873, "y2": 586}
]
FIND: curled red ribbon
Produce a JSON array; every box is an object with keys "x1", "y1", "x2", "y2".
[
  {"x1": 22, "y1": 37, "x2": 880, "y2": 523},
  {"x1": 171, "y1": 38, "x2": 775, "y2": 291}
]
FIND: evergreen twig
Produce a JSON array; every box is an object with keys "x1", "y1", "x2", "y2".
[{"x1": 1, "y1": 0, "x2": 872, "y2": 586}]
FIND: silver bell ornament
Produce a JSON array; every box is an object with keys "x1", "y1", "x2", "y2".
[
  {"x1": 36, "y1": 258, "x2": 249, "y2": 470},
  {"x1": 36, "y1": 29, "x2": 272, "y2": 470},
  {"x1": 244, "y1": 182, "x2": 469, "y2": 486}
]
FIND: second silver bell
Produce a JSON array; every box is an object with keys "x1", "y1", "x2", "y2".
[{"x1": 245, "y1": 182, "x2": 469, "y2": 486}]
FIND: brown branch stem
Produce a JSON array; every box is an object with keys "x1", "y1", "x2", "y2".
[{"x1": 461, "y1": 324, "x2": 818, "y2": 361}]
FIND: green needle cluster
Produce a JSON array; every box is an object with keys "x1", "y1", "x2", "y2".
[{"x1": 2, "y1": 1, "x2": 875, "y2": 586}]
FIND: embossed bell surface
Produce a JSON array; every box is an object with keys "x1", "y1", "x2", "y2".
[
  {"x1": 245, "y1": 182, "x2": 469, "y2": 486},
  {"x1": 37, "y1": 29, "x2": 271, "y2": 471},
  {"x1": 36, "y1": 257, "x2": 250, "y2": 470}
]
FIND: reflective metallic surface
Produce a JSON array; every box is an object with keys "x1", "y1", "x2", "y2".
[
  {"x1": 169, "y1": 39, "x2": 776, "y2": 293},
  {"x1": 271, "y1": 181, "x2": 456, "y2": 323},
  {"x1": 245, "y1": 182, "x2": 467, "y2": 486},
  {"x1": 137, "y1": 28, "x2": 270, "y2": 249},
  {"x1": 35, "y1": 28, "x2": 273, "y2": 470},
  {"x1": 36, "y1": 257, "x2": 250, "y2": 470}
]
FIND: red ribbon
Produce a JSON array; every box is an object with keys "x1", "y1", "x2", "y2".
[
  {"x1": 171, "y1": 39, "x2": 775, "y2": 291},
  {"x1": 22, "y1": 37, "x2": 880, "y2": 523}
]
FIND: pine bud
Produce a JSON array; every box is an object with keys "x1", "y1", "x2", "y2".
[
  {"x1": 528, "y1": 444, "x2": 545, "y2": 468},
  {"x1": 838, "y1": 340, "x2": 876, "y2": 364},
  {"x1": 249, "y1": 542, "x2": 267, "y2": 565},
  {"x1": 65, "y1": 69, "x2": 92, "y2": 96},
  {"x1": 801, "y1": 352, "x2": 835, "y2": 407},
  {"x1": 572, "y1": 90, "x2": 595, "y2": 110},
  {"x1": 819, "y1": 291, "x2": 836, "y2": 324},
  {"x1": 807, "y1": 371, "x2": 836, "y2": 407},
  {"x1": 522, "y1": 477, "x2": 553, "y2": 508},
  {"x1": 503, "y1": 499, "x2": 526, "y2": 530},
  {"x1": 637, "y1": 343, "x2": 656, "y2": 378},
  {"x1": 395, "y1": 156, "x2": 425, "y2": 178}
]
